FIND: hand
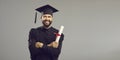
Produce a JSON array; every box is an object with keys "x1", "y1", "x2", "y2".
[
  {"x1": 47, "y1": 41, "x2": 59, "y2": 48},
  {"x1": 35, "y1": 42, "x2": 43, "y2": 48}
]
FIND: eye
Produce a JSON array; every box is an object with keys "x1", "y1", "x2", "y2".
[
  {"x1": 43, "y1": 16, "x2": 47, "y2": 18},
  {"x1": 48, "y1": 16, "x2": 52, "y2": 18}
]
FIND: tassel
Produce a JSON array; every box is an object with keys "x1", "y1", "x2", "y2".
[{"x1": 34, "y1": 12, "x2": 37, "y2": 23}]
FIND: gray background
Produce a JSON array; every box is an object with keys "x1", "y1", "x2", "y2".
[{"x1": 0, "y1": 0, "x2": 120, "y2": 60}]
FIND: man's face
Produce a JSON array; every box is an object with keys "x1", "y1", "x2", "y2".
[{"x1": 41, "y1": 14, "x2": 53, "y2": 27}]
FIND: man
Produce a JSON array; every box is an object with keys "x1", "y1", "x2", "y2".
[{"x1": 28, "y1": 5, "x2": 64, "y2": 60}]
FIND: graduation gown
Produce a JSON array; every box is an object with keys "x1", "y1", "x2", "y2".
[{"x1": 28, "y1": 26, "x2": 64, "y2": 60}]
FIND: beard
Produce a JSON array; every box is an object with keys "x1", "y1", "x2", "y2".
[{"x1": 42, "y1": 20, "x2": 52, "y2": 27}]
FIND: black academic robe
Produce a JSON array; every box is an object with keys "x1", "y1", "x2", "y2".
[{"x1": 28, "y1": 26, "x2": 64, "y2": 60}]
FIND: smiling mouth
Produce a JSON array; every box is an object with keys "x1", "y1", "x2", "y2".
[
  {"x1": 42, "y1": 20, "x2": 52, "y2": 27},
  {"x1": 44, "y1": 20, "x2": 50, "y2": 25}
]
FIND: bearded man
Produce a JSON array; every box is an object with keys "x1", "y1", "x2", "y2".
[{"x1": 28, "y1": 5, "x2": 64, "y2": 60}]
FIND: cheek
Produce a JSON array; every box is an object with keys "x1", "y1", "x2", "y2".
[
  {"x1": 41, "y1": 17, "x2": 45, "y2": 20},
  {"x1": 49, "y1": 18, "x2": 53, "y2": 21}
]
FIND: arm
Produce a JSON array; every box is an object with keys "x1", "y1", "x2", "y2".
[
  {"x1": 42, "y1": 34, "x2": 64, "y2": 57},
  {"x1": 28, "y1": 29, "x2": 43, "y2": 56}
]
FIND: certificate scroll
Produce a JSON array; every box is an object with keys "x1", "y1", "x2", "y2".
[{"x1": 55, "y1": 26, "x2": 64, "y2": 42}]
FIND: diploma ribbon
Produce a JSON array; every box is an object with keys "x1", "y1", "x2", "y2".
[{"x1": 54, "y1": 33, "x2": 61, "y2": 37}]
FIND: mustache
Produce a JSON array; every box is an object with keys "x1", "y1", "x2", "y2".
[
  {"x1": 43, "y1": 20, "x2": 51, "y2": 22},
  {"x1": 42, "y1": 20, "x2": 52, "y2": 27}
]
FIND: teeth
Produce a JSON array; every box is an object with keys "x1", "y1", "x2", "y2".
[
  {"x1": 46, "y1": 21, "x2": 49, "y2": 23},
  {"x1": 45, "y1": 21, "x2": 49, "y2": 24}
]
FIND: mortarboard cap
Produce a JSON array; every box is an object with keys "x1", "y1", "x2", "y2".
[{"x1": 34, "y1": 4, "x2": 58, "y2": 23}]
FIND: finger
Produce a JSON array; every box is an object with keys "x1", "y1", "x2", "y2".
[
  {"x1": 47, "y1": 43, "x2": 53, "y2": 47},
  {"x1": 35, "y1": 44, "x2": 39, "y2": 48}
]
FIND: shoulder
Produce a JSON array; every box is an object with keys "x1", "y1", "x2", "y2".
[
  {"x1": 29, "y1": 28, "x2": 36, "y2": 35},
  {"x1": 52, "y1": 27, "x2": 64, "y2": 36},
  {"x1": 51, "y1": 27, "x2": 59, "y2": 32},
  {"x1": 30, "y1": 28, "x2": 37, "y2": 32},
  {"x1": 29, "y1": 26, "x2": 42, "y2": 34}
]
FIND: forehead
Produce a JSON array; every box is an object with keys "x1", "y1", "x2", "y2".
[{"x1": 42, "y1": 14, "x2": 52, "y2": 17}]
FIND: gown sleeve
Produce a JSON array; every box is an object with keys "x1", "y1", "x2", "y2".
[
  {"x1": 42, "y1": 34, "x2": 64, "y2": 57},
  {"x1": 28, "y1": 29, "x2": 44, "y2": 58}
]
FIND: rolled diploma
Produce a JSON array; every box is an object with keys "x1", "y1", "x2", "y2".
[{"x1": 55, "y1": 26, "x2": 64, "y2": 42}]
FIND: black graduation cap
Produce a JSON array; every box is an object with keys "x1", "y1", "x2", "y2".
[{"x1": 34, "y1": 4, "x2": 58, "y2": 23}]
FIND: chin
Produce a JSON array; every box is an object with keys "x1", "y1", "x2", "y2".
[{"x1": 43, "y1": 24, "x2": 50, "y2": 27}]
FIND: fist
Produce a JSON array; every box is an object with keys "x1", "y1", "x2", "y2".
[
  {"x1": 35, "y1": 42, "x2": 43, "y2": 48},
  {"x1": 48, "y1": 41, "x2": 59, "y2": 48}
]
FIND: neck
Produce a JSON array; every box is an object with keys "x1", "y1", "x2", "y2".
[{"x1": 43, "y1": 25, "x2": 51, "y2": 29}]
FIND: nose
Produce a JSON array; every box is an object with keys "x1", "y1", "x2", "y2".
[
  {"x1": 46, "y1": 17, "x2": 49, "y2": 20},
  {"x1": 45, "y1": 17, "x2": 50, "y2": 20}
]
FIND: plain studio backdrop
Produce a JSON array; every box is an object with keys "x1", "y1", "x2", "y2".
[{"x1": 0, "y1": 0, "x2": 120, "y2": 60}]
